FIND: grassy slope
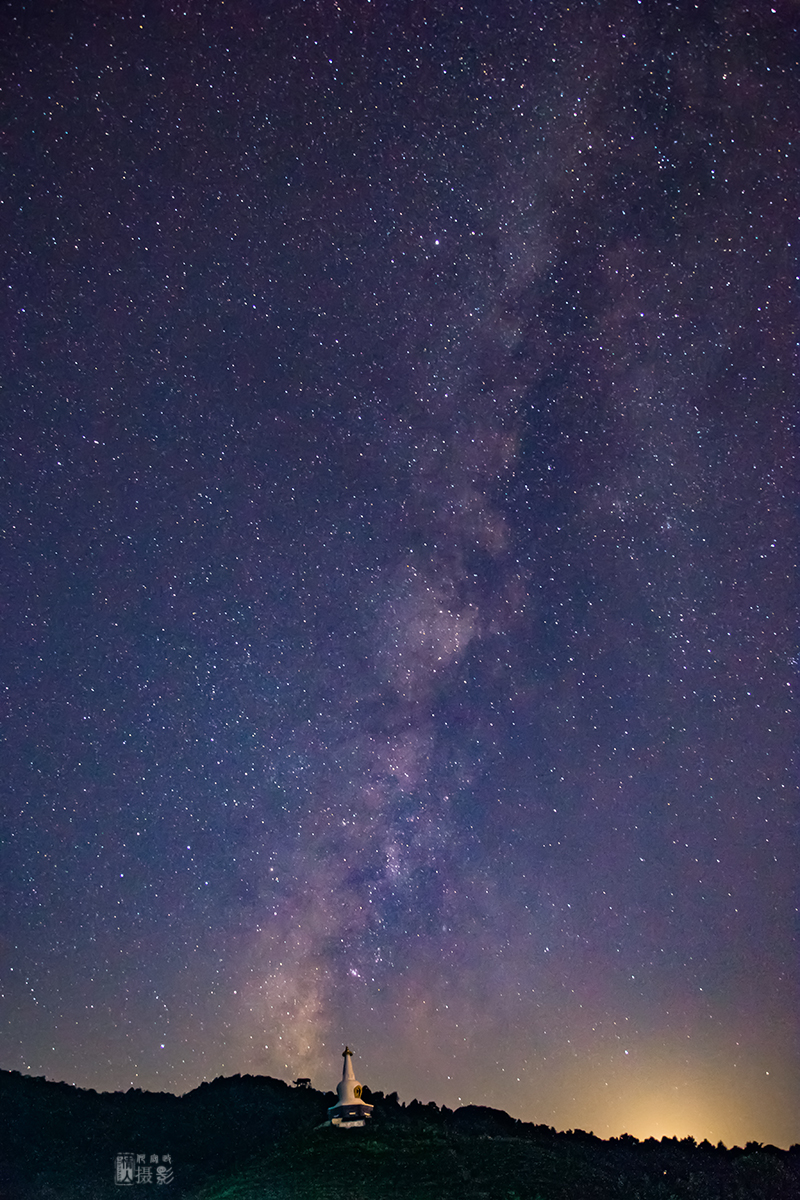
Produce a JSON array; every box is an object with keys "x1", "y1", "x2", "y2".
[{"x1": 194, "y1": 1119, "x2": 797, "y2": 1200}]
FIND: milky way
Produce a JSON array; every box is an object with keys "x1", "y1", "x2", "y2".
[{"x1": 2, "y1": 0, "x2": 797, "y2": 1148}]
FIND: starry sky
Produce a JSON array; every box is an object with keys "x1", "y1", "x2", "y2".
[{"x1": 2, "y1": 0, "x2": 797, "y2": 1150}]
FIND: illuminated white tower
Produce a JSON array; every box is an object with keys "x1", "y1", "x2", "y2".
[{"x1": 327, "y1": 1046, "x2": 374, "y2": 1127}]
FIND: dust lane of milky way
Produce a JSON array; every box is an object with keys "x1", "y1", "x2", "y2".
[{"x1": 1, "y1": 0, "x2": 797, "y2": 1148}]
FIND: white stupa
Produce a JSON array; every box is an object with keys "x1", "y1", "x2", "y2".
[{"x1": 326, "y1": 1046, "x2": 374, "y2": 1127}]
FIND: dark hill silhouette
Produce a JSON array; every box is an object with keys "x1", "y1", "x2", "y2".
[{"x1": 1, "y1": 1068, "x2": 797, "y2": 1199}]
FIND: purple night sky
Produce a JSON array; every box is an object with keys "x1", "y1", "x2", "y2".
[{"x1": 2, "y1": 0, "x2": 797, "y2": 1148}]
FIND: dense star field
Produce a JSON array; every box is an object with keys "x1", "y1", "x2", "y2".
[{"x1": 2, "y1": 0, "x2": 797, "y2": 1150}]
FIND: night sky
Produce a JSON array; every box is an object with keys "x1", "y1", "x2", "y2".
[{"x1": 2, "y1": 0, "x2": 797, "y2": 1150}]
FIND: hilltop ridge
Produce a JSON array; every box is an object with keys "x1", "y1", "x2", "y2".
[{"x1": 1, "y1": 1068, "x2": 797, "y2": 1198}]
